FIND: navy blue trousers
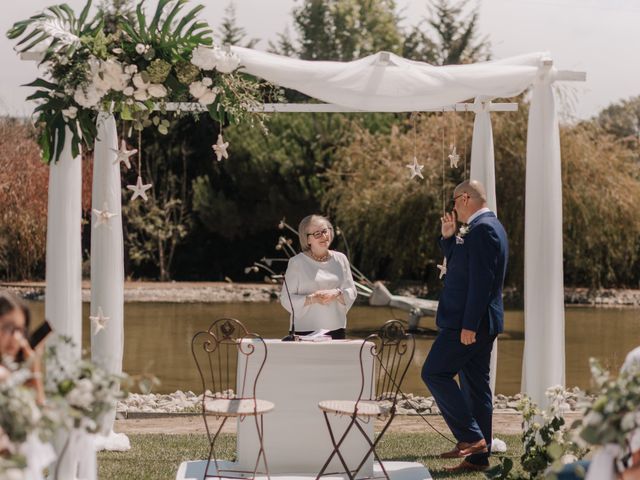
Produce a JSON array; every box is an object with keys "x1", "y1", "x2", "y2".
[{"x1": 422, "y1": 325, "x2": 496, "y2": 465}]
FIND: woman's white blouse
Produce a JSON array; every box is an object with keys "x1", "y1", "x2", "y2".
[{"x1": 280, "y1": 250, "x2": 357, "y2": 332}]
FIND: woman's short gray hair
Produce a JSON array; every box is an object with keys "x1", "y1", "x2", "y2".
[{"x1": 298, "y1": 215, "x2": 333, "y2": 252}]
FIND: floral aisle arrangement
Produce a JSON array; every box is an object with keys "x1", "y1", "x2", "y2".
[
  {"x1": 0, "y1": 369, "x2": 56, "y2": 479},
  {"x1": 571, "y1": 359, "x2": 640, "y2": 476},
  {"x1": 485, "y1": 386, "x2": 588, "y2": 480},
  {"x1": 0, "y1": 344, "x2": 128, "y2": 479},
  {"x1": 7, "y1": 0, "x2": 270, "y2": 164}
]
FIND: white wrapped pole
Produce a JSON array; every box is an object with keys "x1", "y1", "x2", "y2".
[
  {"x1": 45, "y1": 127, "x2": 82, "y2": 358},
  {"x1": 522, "y1": 68, "x2": 565, "y2": 407},
  {"x1": 469, "y1": 98, "x2": 499, "y2": 396},
  {"x1": 90, "y1": 112, "x2": 130, "y2": 452}
]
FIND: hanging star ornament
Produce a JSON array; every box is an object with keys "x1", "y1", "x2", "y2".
[
  {"x1": 111, "y1": 140, "x2": 138, "y2": 169},
  {"x1": 448, "y1": 145, "x2": 460, "y2": 169},
  {"x1": 127, "y1": 176, "x2": 153, "y2": 201},
  {"x1": 406, "y1": 156, "x2": 424, "y2": 180},
  {"x1": 212, "y1": 134, "x2": 229, "y2": 161},
  {"x1": 437, "y1": 257, "x2": 447, "y2": 279},
  {"x1": 92, "y1": 201, "x2": 118, "y2": 228},
  {"x1": 90, "y1": 307, "x2": 109, "y2": 334}
]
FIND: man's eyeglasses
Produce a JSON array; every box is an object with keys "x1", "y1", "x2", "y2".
[{"x1": 307, "y1": 227, "x2": 333, "y2": 239}]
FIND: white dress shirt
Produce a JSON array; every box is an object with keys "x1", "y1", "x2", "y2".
[
  {"x1": 467, "y1": 207, "x2": 492, "y2": 224},
  {"x1": 280, "y1": 251, "x2": 357, "y2": 332}
]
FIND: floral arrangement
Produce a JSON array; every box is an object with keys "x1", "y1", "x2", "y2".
[
  {"x1": 0, "y1": 369, "x2": 57, "y2": 479},
  {"x1": 486, "y1": 386, "x2": 588, "y2": 480},
  {"x1": 7, "y1": 0, "x2": 270, "y2": 163},
  {"x1": 575, "y1": 359, "x2": 640, "y2": 451},
  {"x1": 44, "y1": 343, "x2": 126, "y2": 433}
]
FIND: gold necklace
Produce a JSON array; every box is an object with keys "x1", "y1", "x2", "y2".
[{"x1": 309, "y1": 250, "x2": 330, "y2": 262}]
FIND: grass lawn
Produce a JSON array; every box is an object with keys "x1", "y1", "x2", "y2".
[{"x1": 98, "y1": 433, "x2": 524, "y2": 480}]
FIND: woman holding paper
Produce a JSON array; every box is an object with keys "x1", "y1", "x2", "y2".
[{"x1": 280, "y1": 215, "x2": 357, "y2": 339}]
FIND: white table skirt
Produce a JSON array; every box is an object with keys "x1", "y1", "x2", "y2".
[{"x1": 237, "y1": 340, "x2": 374, "y2": 476}]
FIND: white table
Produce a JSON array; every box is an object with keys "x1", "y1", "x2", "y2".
[{"x1": 236, "y1": 340, "x2": 374, "y2": 476}]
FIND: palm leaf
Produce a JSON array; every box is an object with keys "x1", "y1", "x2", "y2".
[
  {"x1": 77, "y1": 0, "x2": 93, "y2": 30},
  {"x1": 136, "y1": 2, "x2": 147, "y2": 37},
  {"x1": 173, "y1": 4, "x2": 205, "y2": 39},
  {"x1": 148, "y1": 0, "x2": 173, "y2": 36},
  {"x1": 160, "y1": 0, "x2": 186, "y2": 41}
]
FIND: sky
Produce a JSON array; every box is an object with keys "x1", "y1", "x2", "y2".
[{"x1": 1, "y1": 0, "x2": 639, "y2": 120}]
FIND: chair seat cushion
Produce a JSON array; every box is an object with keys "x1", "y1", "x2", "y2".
[
  {"x1": 204, "y1": 398, "x2": 275, "y2": 416},
  {"x1": 318, "y1": 400, "x2": 390, "y2": 417}
]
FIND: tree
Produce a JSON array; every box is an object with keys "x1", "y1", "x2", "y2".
[
  {"x1": 403, "y1": 0, "x2": 490, "y2": 64},
  {"x1": 272, "y1": 0, "x2": 404, "y2": 61},
  {"x1": 217, "y1": 2, "x2": 259, "y2": 48},
  {"x1": 595, "y1": 95, "x2": 640, "y2": 153}
]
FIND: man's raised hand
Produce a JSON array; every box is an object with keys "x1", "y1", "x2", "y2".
[{"x1": 441, "y1": 211, "x2": 457, "y2": 239}]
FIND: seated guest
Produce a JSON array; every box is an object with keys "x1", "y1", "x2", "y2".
[
  {"x1": 280, "y1": 215, "x2": 357, "y2": 339},
  {"x1": 0, "y1": 290, "x2": 45, "y2": 403}
]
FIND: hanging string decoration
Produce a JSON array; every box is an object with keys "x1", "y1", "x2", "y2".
[
  {"x1": 111, "y1": 140, "x2": 137, "y2": 169},
  {"x1": 90, "y1": 307, "x2": 109, "y2": 334},
  {"x1": 212, "y1": 129, "x2": 229, "y2": 162},
  {"x1": 448, "y1": 110, "x2": 460, "y2": 169},
  {"x1": 126, "y1": 130, "x2": 152, "y2": 201},
  {"x1": 405, "y1": 112, "x2": 424, "y2": 180},
  {"x1": 463, "y1": 104, "x2": 470, "y2": 179},
  {"x1": 92, "y1": 201, "x2": 118, "y2": 228}
]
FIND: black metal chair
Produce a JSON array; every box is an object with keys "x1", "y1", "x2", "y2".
[
  {"x1": 315, "y1": 320, "x2": 415, "y2": 480},
  {"x1": 192, "y1": 317, "x2": 274, "y2": 480}
]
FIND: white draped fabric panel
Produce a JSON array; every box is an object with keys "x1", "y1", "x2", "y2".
[
  {"x1": 469, "y1": 98, "x2": 498, "y2": 395},
  {"x1": 232, "y1": 47, "x2": 546, "y2": 111},
  {"x1": 45, "y1": 127, "x2": 82, "y2": 358},
  {"x1": 522, "y1": 70, "x2": 565, "y2": 407},
  {"x1": 90, "y1": 113, "x2": 130, "y2": 452}
]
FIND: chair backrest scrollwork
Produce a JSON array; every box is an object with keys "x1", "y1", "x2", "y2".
[
  {"x1": 191, "y1": 317, "x2": 268, "y2": 403},
  {"x1": 357, "y1": 320, "x2": 415, "y2": 412}
]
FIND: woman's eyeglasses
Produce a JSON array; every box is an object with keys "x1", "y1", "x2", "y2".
[
  {"x1": 307, "y1": 227, "x2": 333, "y2": 239},
  {"x1": 0, "y1": 323, "x2": 26, "y2": 336}
]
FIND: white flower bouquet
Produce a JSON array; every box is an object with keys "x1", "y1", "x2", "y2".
[{"x1": 6, "y1": 0, "x2": 273, "y2": 163}]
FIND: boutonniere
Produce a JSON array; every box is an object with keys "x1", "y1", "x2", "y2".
[{"x1": 456, "y1": 224, "x2": 470, "y2": 244}]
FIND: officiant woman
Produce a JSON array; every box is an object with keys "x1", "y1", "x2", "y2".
[{"x1": 279, "y1": 215, "x2": 357, "y2": 339}]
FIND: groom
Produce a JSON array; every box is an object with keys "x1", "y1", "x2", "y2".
[{"x1": 422, "y1": 179, "x2": 508, "y2": 472}]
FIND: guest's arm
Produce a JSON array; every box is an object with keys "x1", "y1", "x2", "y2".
[{"x1": 336, "y1": 254, "x2": 357, "y2": 309}]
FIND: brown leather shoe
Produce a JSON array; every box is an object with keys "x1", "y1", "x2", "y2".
[
  {"x1": 444, "y1": 460, "x2": 490, "y2": 473},
  {"x1": 439, "y1": 439, "x2": 488, "y2": 459}
]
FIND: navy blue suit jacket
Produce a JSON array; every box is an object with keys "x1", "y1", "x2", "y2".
[{"x1": 435, "y1": 211, "x2": 508, "y2": 335}]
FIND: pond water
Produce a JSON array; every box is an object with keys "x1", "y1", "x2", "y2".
[{"x1": 26, "y1": 301, "x2": 639, "y2": 395}]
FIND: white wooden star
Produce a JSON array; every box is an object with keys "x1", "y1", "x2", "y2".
[
  {"x1": 127, "y1": 176, "x2": 152, "y2": 201},
  {"x1": 212, "y1": 134, "x2": 229, "y2": 161},
  {"x1": 92, "y1": 201, "x2": 118, "y2": 228},
  {"x1": 406, "y1": 156, "x2": 424, "y2": 180},
  {"x1": 90, "y1": 307, "x2": 109, "y2": 334},
  {"x1": 437, "y1": 257, "x2": 447, "y2": 279},
  {"x1": 448, "y1": 145, "x2": 460, "y2": 169},
  {"x1": 111, "y1": 140, "x2": 138, "y2": 169}
]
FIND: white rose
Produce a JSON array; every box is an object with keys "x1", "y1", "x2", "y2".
[
  {"x1": 585, "y1": 411, "x2": 603, "y2": 426},
  {"x1": 215, "y1": 52, "x2": 240, "y2": 73},
  {"x1": 135, "y1": 43, "x2": 146, "y2": 55},
  {"x1": 67, "y1": 386, "x2": 93, "y2": 410},
  {"x1": 197, "y1": 90, "x2": 217, "y2": 105},
  {"x1": 123, "y1": 86, "x2": 134, "y2": 96},
  {"x1": 124, "y1": 64, "x2": 138, "y2": 75},
  {"x1": 102, "y1": 60, "x2": 128, "y2": 91},
  {"x1": 189, "y1": 81, "x2": 207, "y2": 99},
  {"x1": 202, "y1": 77, "x2": 213, "y2": 87},
  {"x1": 147, "y1": 84, "x2": 168, "y2": 98},
  {"x1": 133, "y1": 89, "x2": 149, "y2": 101},
  {"x1": 73, "y1": 85, "x2": 102, "y2": 108},
  {"x1": 191, "y1": 45, "x2": 217, "y2": 70},
  {"x1": 61, "y1": 106, "x2": 78, "y2": 120},
  {"x1": 132, "y1": 73, "x2": 149, "y2": 90}
]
